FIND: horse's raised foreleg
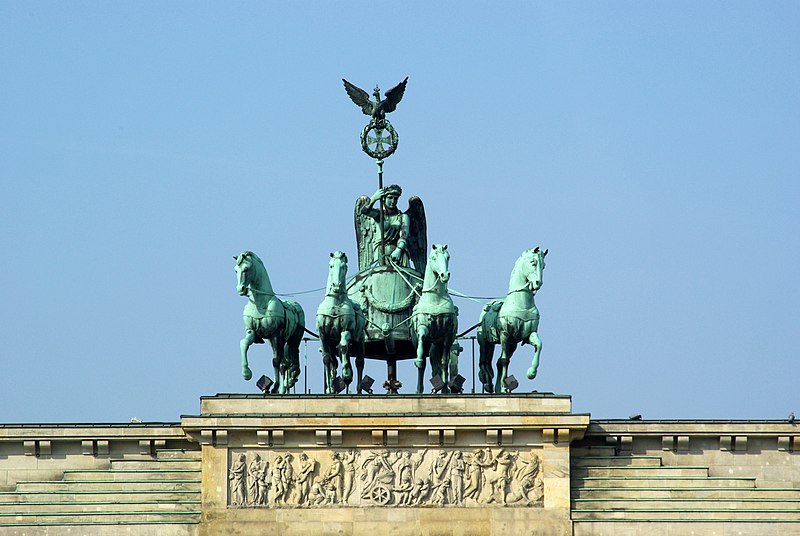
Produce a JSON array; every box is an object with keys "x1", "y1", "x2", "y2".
[
  {"x1": 526, "y1": 331, "x2": 542, "y2": 381},
  {"x1": 240, "y1": 329, "x2": 256, "y2": 381}
]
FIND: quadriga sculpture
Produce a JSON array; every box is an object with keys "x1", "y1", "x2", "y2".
[
  {"x1": 477, "y1": 247, "x2": 547, "y2": 393},
  {"x1": 411, "y1": 244, "x2": 459, "y2": 394},
  {"x1": 234, "y1": 251, "x2": 305, "y2": 394},
  {"x1": 316, "y1": 251, "x2": 367, "y2": 394}
]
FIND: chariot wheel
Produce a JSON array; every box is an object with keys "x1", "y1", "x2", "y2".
[{"x1": 370, "y1": 483, "x2": 392, "y2": 505}]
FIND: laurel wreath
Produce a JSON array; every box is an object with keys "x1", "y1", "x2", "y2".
[{"x1": 360, "y1": 119, "x2": 398, "y2": 160}]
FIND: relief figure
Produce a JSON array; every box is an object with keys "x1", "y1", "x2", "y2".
[
  {"x1": 394, "y1": 449, "x2": 427, "y2": 505},
  {"x1": 248, "y1": 453, "x2": 269, "y2": 505},
  {"x1": 229, "y1": 453, "x2": 247, "y2": 506},
  {"x1": 450, "y1": 451, "x2": 466, "y2": 505},
  {"x1": 486, "y1": 449, "x2": 518, "y2": 506},
  {"x1": 507, "y1": 450, "x2": 544, "y2": 505},
  {"x1": 360, "y1": 450, "x2": 396, "y2": 500},
  {"x1": 321, "y1": 451, "x2": 345, "y2": 503},
  {"x1": 342, "y1": 450, "x2": 359, "y2": 504},
  {"x1": 295, "y1": 453, "x2": 317, "y2": 505}
]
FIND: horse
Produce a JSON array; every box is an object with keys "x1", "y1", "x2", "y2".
[
  {"x1": 234, "y1": 251, "x2": 305, "y2": 394},
  {"x1": 316, "y1": 251, "x2": 367, "y2": 394},
  {"x1": 477, "y1": 247, "x2": 547, "y2": 394},
  {"x1": 411, "y1": 244, "x2": 459, "y2": 394}
]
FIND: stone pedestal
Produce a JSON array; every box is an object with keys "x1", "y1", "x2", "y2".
[{"x1": 181, "y1": 393, "x2": 589, "y2": 536}]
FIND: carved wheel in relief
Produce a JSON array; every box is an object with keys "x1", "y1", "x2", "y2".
[{"x1": 370, "y1": 483, "x2": 392, "y2": 505}]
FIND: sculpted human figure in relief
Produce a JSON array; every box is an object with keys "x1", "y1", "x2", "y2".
[
  {"x1": 226, "y1": 448, "x2": 545, "y2": 508},
  {"x1": 450, "y1": 451, "x2": 466, "y2": 505},
  {"x1": 324, "y1": 451, "x2": 345, "y2": 503},
  {"x1": 486, "y1": 449, "x2": 518, "y2": 505},
  {"x1": 360, "y1": 450, "x2": 396, "y2": 499},
  {"x1": 394, "y1": 449, "x2": 427, "y2": 505},
  {"x1": 247, "y1": 453, "x2": 268, "y2": 505},
  {"x1": 507, "y1": 450, "x2": 543, "y2": 505},
  {"x1": 295, "y1": 453, "x2": 317, "y2": 505},
  {"x1": 341, "y1": 450, "x2": 359, "y2": 504},
  {"x1": 271, "y1": 455, "x2": 288, "y2": 505},
  {"x1": 229, "y1": 453, "x2": 247, "y2": 506}
]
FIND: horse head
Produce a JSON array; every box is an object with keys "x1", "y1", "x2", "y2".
[
  {"x1": 526, "y1": 247, "x2": 547, "y2": 292},
  {"x1": 326, "y1": 251, "x2": 348, "y2": 296},
  {"x1": 512, "y1": 247, "x2": 547, "y2": 293},
  {"x1": 234, "y1": 250, "x2": 270, "y2": 297},
  {"x1": 234, "y1": 251, "x2": 254, "y2": 295},
  {"x1": 429, "y1": 244, "x2": 451, "y2": 285}
]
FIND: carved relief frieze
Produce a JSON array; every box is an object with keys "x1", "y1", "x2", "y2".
[{"x1": 227, "y1": 447, "x2": 543, "y2": 508}]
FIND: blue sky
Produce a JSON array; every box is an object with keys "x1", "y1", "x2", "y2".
[{"x1": 1, "y1": 2, "x2": 798, "y2": 422}]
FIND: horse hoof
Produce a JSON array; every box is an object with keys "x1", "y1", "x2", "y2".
[
  {"x1": 526, "y1": 367, "x2": 538, "y2": 380},
  {"x1": 242, "y1": 368, "x2": 252, "y2": 381}
]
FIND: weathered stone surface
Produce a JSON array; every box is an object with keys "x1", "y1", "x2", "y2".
[{"x1": 189, "y1": 394, "x2": 582, "y2": 535}]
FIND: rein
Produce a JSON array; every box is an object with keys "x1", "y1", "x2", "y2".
[{"x1": 388, "y1": 258, "x2": 422, "y2": 299}]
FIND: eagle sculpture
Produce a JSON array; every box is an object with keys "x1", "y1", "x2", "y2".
[{"x1": 343, "y1": 77, "x2": 408, "y2": 121}]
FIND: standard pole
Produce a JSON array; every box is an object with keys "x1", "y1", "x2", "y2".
[{"x1": 377, "y1": 158, "x2": 386, "y2": 264}]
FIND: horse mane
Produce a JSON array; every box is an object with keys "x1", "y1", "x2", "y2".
[
  {"x1": 517, "y1": 248, "x2": 544, "y2": 267},
  {"x1": 514, "y1": 249, "x2": 535, "y2": 270}
]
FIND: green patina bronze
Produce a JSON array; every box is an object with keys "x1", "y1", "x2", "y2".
[
  {"x1": 234, "y1": 251, "x2": 306, "y2": 394},
  {"x1": 348, "y1": 184, "x2": 428, "y2": 393},
  {"x1": 478, "y1": 247, "x2": 547, "y2": 394},
  {"x1": 232, "y1": 77, "x2": 549, "y2": 395},
  {"x1": 354, "y1": 185, "x2": 426, "y2": 270},
  {"x1": 343, "y1": 77, "x2": 407, "y2": 160},
  {"x1": 316, "y1": 251, "x2": 367, "y2": 394},
  {"x1": 411, "y1": 244, "x2": 459, "y2": 394}
]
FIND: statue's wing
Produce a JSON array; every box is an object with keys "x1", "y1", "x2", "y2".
[
  {"x1": 382, "y1": 77, "x2": 408, "y2": 114},
  {"x1": 354, "y1": 195, "x2": 376, "y2": 271},
  {"x1": 343, "y1": 79, "x2": 373, "y2": 116},
  {"x1": 406, "y1": 195, "x2": 427, "y2": 274}
]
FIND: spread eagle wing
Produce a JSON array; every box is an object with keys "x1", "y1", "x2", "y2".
[
  {"x1": 343, "y1": 79, "x2": 374, "y2": 116},
  {"x1": 406, "y1": 195, "x2": 427, "y2": 275},
  {"x1": 354, "y1": 195, "x2": 378, "y2": 271},
  {"x1": 382, "y1": 77, "x2": 408, "y2": 114}
]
